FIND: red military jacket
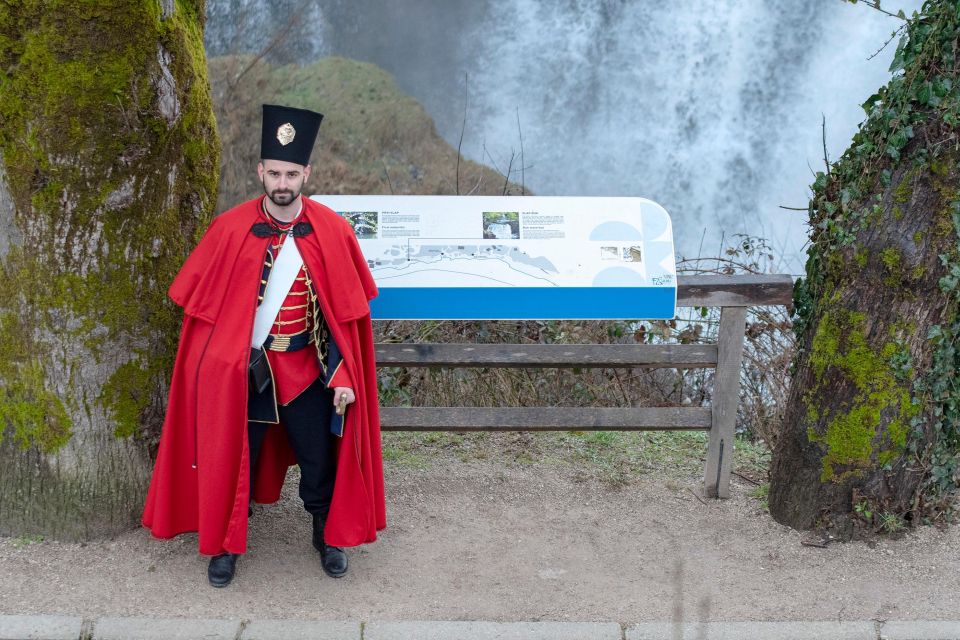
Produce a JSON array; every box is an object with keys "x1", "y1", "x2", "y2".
[{"x1": 142, "y1": 196, "x2": 385, "y2": 554}]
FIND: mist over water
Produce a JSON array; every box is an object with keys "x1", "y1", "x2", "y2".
[{"x1": 209, "y1": 0, "x2": 924, "y2": 269}]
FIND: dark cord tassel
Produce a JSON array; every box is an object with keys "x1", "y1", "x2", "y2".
[
  {"x1": 251, "y1": 222, "x2": 274, "y2": 238},
  {"x1": 292, "y1": 222, "x2": 313, "y2": 238},
  {"x1": 251, "y1": 220, "x2": 313, "y2": 238}
]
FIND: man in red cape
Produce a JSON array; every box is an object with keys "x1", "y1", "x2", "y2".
[{"x1": 142, "y1": 104, "x2": 385, "y2": 587}]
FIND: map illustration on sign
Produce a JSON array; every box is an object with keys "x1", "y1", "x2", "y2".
[{"x1": 311, "y1": 195, "x2": 677, "y2": 319}]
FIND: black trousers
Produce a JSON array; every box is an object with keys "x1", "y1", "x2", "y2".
[{"x1": 248, "y1": 378, "x2": 336, "y2": 518}]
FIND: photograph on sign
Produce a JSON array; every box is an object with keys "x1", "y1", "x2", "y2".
[
  {"x1": 482, "y1": 211, "x2": 520, "y2": 239},
  {"x1": 340, "y1": 211, "x2": 379, "y2": 239}
]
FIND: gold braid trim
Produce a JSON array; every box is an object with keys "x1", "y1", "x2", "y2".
[
  {"x1": 272, "y1": 317, "x2": 309, "y2": 326},
  {"x1": 303, "y1": 264, "x2": 329, "y2": 379}
]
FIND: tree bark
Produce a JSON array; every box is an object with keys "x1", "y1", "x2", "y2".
[
  {"x1": 0, "y1": 1, "x2": 219, "y2": 539},
  {"x1": 769, "y1": 2, "x2": 960, "y2": 535}
]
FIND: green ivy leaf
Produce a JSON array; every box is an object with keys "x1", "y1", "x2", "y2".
[
  {"x1": 933, "y1": 76, "x2": 952, "y2": 97},
  {"x1": 813, "y1": 172, "x2": 828, "y2": 192},
  {"x1": 890, "y1": 50, "x2": 906, "y2": 73}
]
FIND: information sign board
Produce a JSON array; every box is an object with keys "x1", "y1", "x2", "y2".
[{"x1": 311, "y1": 195, "x2": 676, "y2": 319}]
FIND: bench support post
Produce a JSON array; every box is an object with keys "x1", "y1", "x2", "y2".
[{"x1": 704, "y1": 306, "x2": 747, "y2": 498}]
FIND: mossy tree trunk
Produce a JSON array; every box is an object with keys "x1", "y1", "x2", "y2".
[
  {"x1": 769, "y1": 1, "x2": 960, "y2": 535},
  {"x1": 0, "y1": 1, "x2": 219, "y2": 539}
]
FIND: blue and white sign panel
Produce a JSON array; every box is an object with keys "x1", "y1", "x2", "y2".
[{"x1": 311, "y1": 195, "x2": 676, "y2": 320}]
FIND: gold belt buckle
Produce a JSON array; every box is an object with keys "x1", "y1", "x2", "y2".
[
  {"x1": 267, "y1": 335, "x2": 292, "y2": 351},
  {"x1": 266, "y1": 332, "x2": 315, "y2": 352}
]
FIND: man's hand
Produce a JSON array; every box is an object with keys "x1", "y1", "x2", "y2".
[{"x1": 333, "y1": 387, "x2": 356, "y2": 416}]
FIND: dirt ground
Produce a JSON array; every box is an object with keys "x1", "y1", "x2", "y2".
[{"x1": 1, "y1": 437, "x2": 959, "y2": 624}]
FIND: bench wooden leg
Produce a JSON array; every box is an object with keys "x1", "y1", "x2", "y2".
[{"x1": 704, "y1": 306, "x2": 747, "y2": 498}]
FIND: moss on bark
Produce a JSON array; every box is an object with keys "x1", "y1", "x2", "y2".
[
  {"x1": 804, "y1": 309, "x2": 916, "y2": 483},
  {"x1": 770, "y1": 0, "x2": 960, "y2": 533},
  {"x1": 0, "y1": 0, "x2": 218, "y2": 538}
]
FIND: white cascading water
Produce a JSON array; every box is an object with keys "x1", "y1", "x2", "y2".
[
  {"x1": 445, "y1": 0, "x2": 925, "y2": 269},
  {"x1": 209, "y1": 0, "x2": 925, "y2": 269}
]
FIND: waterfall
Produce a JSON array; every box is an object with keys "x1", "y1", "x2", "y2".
[{"x1": 208, "y1": 0, "x2": 924, "y2": 268}]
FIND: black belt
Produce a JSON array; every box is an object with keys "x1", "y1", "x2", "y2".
[{"x1": 263, "y1": 332, "x2": 315, "y2": 352}]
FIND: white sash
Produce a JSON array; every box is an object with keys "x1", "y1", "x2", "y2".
[{"x1": 251, "y1": 234, "x2": 303, "y2": 348}]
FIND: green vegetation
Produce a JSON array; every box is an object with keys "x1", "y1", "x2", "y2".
[
  {"x1": 854, "y1": 498, "x2": 907, "y2": 534},
  {"x1": 750, "y1": 483, "x2": 770, "y2": 511},
  {"x1": 878, "y1": 511, "x2": 906, "y2": 534},
  {"x1": 10, "y1": 534, "x2": 44, "y2": 547},
  {"x1": 791, "y1": 0, "x2": 960, "y2": 519},
  {"x1": 880, "y1": 247, "x2": 902, "y2": 285}
]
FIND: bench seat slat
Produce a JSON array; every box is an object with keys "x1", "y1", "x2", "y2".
[
  {"x1": 375, "y1": 343, "x2": 717, "y2": 368},
  {"x1": 380, "y1": 407, "x2": 712, "y2": 431},
  {"x1": 677, "y1": 274, "x2": 794, "y2": 307}
]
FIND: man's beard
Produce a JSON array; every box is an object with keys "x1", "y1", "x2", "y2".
[{"x1": 262, "y1": 179, "x2": 301, "y2": 206}]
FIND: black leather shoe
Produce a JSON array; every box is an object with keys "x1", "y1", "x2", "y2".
[
  {"x1": 208, "y1": 552, "x2": 238, "y2": 587},
  {"x1": 318, "y1": 543, "x2": 348, "y2": 578},
  {"x1": 312, "y1": 514, "x2": 348, "y2": 578}
]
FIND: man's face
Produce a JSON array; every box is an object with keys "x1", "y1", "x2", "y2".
[{"x1": 258, "y1": 159, "x2": 311, "y2": 206}]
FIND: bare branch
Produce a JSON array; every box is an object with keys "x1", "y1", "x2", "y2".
[
  {"x1": 502, "y1": 149, "x2": 515, "y2": 195},
  {"x1": 822, "y1": 114, "x2": 830, "y2": 175},
  {"x1": 381, "y1": 159, "x2": 395, "y2": 195},
  {"x1": 868, "y1": 22, "x2": 908, "y2": 60},
  {"x1": 482, "y1": 140, "x2": 504, "y2": 176},
  {"x1": 457, "y1": 73, "x2": 469, "y2": 195},
  {"x1": 465, "y1": 172, "x2": 484, "y2": 196},
  {"x1": 844, "y1": 0, "x2": 909, "y2": 21},
  {"x1": 224, "y1": 0, "x2": 311, "y2": 102},
  {"x1": 687, "y1": 487, "x2": 708, "y2": 506},
  {"x1": 516, "y1": 106, "x2": 525, "y2": 195}
]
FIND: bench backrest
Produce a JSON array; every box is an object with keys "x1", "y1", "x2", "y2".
[
  {"x1": 373, "y1": 273, "x2": 793, "y2": 499},
  {"x1": 313, "y1": 187, "x2": 792, "y2": 498}
]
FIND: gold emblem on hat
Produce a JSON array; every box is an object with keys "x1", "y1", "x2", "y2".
[{"x1": 277, "y1": 122, "x2": 296, "y2": 146}]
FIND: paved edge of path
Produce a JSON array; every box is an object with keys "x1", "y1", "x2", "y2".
[{"x1": 3, "y1": 614, "x2": 960, "y2": 640}]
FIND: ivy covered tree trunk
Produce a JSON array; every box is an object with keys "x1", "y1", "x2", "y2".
[
  {"x1": 769, "y1": 0, "x2": 960, "y2": 535},
  {"x1": 0, "y1": 1, "x2": 219, "y2": 539}
]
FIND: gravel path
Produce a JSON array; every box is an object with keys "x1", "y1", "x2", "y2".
[{"x1": 1, "y1": 456, "x2": 958, "y2": 623}]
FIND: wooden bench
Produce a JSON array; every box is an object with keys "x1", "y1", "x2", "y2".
[{"x1": 373, "y1": 273, "x2": 794, "y2": 498}]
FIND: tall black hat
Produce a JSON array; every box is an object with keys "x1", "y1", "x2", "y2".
[{"x1": 260, "y1": 104, "x2": 324, "y2": 166}]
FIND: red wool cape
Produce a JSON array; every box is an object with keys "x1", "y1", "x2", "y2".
[{"x1": 142, "y1": 197, "x2": 385, "y2": 555}]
